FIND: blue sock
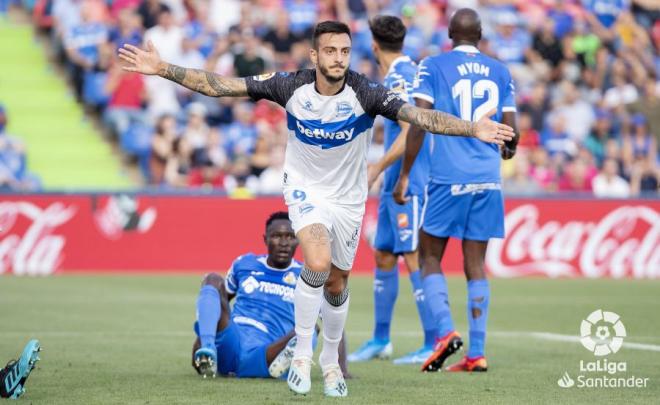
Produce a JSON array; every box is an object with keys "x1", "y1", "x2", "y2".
[
  {"x1": 409, "y1": 270, "x2": 438, "y2": 347},
  {"x1": 196, "y1": 285, "x2": 221, "y2": 350},
  {"x1": 467, "y1": 279, "x2": 490, "y2": 358},
  {"x1": 422, "y1": 273, "x2": 454, "y2": 338},
  {"x1": 373, "y1": 266, "x2": 398, "y2": 342}
]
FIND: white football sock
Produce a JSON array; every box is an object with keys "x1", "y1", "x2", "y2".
[
  {"x1": 293, "y1": 268, "x2": 328, "y2": 359},
  {"x1": 319, "y1": 288, "x2": 350, "y2": 369}
]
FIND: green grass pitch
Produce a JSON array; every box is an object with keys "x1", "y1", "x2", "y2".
[{"x1": 1, "y1": 275, "x2": 658, "y2": 404}]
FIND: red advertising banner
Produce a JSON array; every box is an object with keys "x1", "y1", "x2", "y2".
[{"x1": 0, "y1": 194, "x2": 658, "y2": 278}]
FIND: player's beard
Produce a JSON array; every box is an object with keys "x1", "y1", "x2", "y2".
[{"x1": 319, "y1": 63, "x2": 348, "y2": 83}]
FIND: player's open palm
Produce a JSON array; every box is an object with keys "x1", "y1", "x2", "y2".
[
  {"x1": 118, "y1": 41, "x2": 162, "y2": 75},
  {"x1": 474, "y1": 109, "x2": 515, "y2": 146}
]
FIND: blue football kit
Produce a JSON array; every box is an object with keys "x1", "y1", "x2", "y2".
[
  {"x1": 412, "y1": 45, "x2": 516, "y2": 241},
  {"x1": 194, "y1": 254, "x2": 302, "y2": 377}
]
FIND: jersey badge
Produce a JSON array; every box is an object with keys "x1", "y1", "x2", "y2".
[
  {"x1": 253, "y1": 72, "x2": 275, "y2": 81},
  {"x1": 283, "y1": 271, "x2": 297, "y2": 285}
]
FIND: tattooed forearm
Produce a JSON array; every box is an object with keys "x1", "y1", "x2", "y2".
[
  {"x1": 397, "y1": 104, "x2": 475, "y2": 137},
  {"x1": 157, "y1": 63, "x2": 248, "y2": 97}
]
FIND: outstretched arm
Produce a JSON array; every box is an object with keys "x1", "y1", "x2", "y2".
[
  {"x1": 118, "y1": 41, "x2": 248, "y2": 97},
  {"x1": 393, "y1": 99, "x2": 431, "y2": 204},
  {"x1": 396, "y1": 103, "x2": 515, "y2": 145}
]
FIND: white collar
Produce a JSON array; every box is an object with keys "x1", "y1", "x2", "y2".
[
  {"x1": 257, "y1": 256, "x2": 298, "y2": 272},
  {"x1": 453, "y1": 45, "x2": 480, "y2": 54},
  {"x1": 386, "y1": 55, "x2": 412, "y2": 76}
]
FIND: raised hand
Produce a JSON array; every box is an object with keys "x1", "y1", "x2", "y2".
[
  {"x1": 474, "y1": 109, "x2": 515, "y2": 146},
  {"x1": 118, "y1": 41, "x2": 163, "y2": 75}
]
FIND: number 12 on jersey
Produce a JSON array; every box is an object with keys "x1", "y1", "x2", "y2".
[{"x1": 452, "y1": 79, "x2": 499, "y2": 122}]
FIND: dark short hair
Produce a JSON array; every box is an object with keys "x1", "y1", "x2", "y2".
[
  {"x1": 312, "y1": 21, "x2": 352, "y2": 49},
  {"x1": 266, "y1": 211, "x2": 290, "y2": 232},
  {"x1": 369, "y1": 15, "x2": 406, "y2": 52}
]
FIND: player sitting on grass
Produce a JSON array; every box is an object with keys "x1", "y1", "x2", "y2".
[
  {"x1": 0, "y1": 339, "x2": 41, "y2": 399},
  {"x1": 193, "y1": 212, "x2": 339, "y2": 379}
]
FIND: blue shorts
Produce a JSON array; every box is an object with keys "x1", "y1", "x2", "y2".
[
  {"x1": 422, "y1": 183, "x2": 504, "y2": 241},
  {"x1": 373, "y1": 193, "x2": 425, "y2": 254},
  {"x1": 194, "y1": 321, "x2": 271, "y2": 378}
]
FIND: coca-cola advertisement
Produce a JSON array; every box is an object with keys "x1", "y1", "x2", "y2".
[{"x1": 0, "y1": 194, "x2": 658, "y2": 278}]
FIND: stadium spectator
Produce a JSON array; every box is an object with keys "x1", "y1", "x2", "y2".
[
  {"x1": 233, "y1": 34, "x2": 267, "y2": 78},
  {"x1": 250, "y1": 134, "x2": 271, "y2": 178},
  {"x1": 258, "y1": 144, "x2": 285, "y2": 195},
  {"x1": 263, "y1": 11, "x2": 301, "y2": 63},
  {"x1": 149, "y1": 114, "x2": 177, "y2": 185},
  {"x1": 102, "y1": 58, "x2": 147, "y2": 137},
  {"x1": 584, "y1": 109, "x2": 616, "y2": 166},
  {"x1": 552, "y1": 81, "x2": 595, "y2": 143},
  {"x1": 164, "y1": 135, "x2": 192, "y2": 187},
  {"x1": 628, "y1": 78, "x2": 660, "y2": 143},
  {"x1": 592, "y1": 157, "x2": 631, "y2": 198},
  {"x1": 558, "y1": 157, "x2": 596, "y2": 193},
  {"x1": 623, "y1": 113, "x2": 657, "y2": 164},
  {"x1": 223, "y1": 102, "x2": 258, "y2": 159},
  {"x1": 20, "y1": 0, "x2": 658, "y2": 196},
  {"x1": 630, "y1": 157, "x2": 659, "y2": 195},
  {"x1": 286, "y1": 0, "x2": 318, "y2": 37},
  {"x1": 182, "y1": 102, "x2": 211, "y2": 167},
  {"x1": 515, "y1": 112, "x2": 540, "y2": 151},
  {"x1": 225, "y1": 155, "x2": 258, "y2": 198},
  {"x1": 0, "y1": 104, "x2": 40, "y2": 191},
  {"x1": 109, "y1": 8, "x2": 142, "y2": 49},
  {"x1": 503, "y1": 153, "x2": 543, "y2": 196},
  {"x1": 64, "y1": 0, "x2": 108, "y2": 101}
]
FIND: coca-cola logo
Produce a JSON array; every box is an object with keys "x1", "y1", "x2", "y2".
[
  {"x1": 487, "y1": 205, "x2": 660, "y2": 279},
  {"x1": 0, "y1": 201, "x2": 76, "y2": 275}
]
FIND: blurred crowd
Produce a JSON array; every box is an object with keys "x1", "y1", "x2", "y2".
[
  {"x1": 4, "y1": 0, "x2": 660, "y2": 197},
  {"x1": 0, "y1": 104, "x2": 40, "y2": 191}
]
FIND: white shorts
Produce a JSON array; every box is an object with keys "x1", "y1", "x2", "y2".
[{"x1": 284, "y1": 187, "x2": 364, "y2": 271}]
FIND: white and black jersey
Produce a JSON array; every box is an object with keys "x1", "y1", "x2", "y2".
[{"x1": 246, "y1": 69, "x2": 406, "y2": 204}]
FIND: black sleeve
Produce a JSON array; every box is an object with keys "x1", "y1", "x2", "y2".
[
  {"x1": 351, "y1": 72, "x2": 407, "y2": 121},
  {"x1": 245, "y1": 71, "x2": 298, "y2": 107}
]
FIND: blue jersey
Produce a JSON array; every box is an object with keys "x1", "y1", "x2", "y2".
[
  {"x1": 412, "y1": 45, "x2": 516, "y2": 184},
  {"x1": 382, "y1": 56, "x2": 430, "y2": 195},
  {"x1": 585, "y1": 0, "x2": 628, "y2": 29},
  {"x1": 225, "y1": 253, "x2": 302, "y2": 340}
]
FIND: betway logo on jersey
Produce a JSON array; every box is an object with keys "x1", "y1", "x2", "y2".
[
  {"x1": 287, "y1": 113, "x2": 374, "y2": 149},
  {"x1": 296, "y1": 120, "x2": 355, "y2": 141},
  {"x1": 241, "y1": 276, "x2": 295, "y2": 302}
]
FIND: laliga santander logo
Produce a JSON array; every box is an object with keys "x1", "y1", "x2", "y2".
[
  {"x1": 486, "y1": 205, "x2": 660, "y2": 279},
  {"x1": 580, "y1": 309, "x2": 626, "y2": 356},
  {"x1": 0, "y1": 201, "x2": 76, "y2": 275}
]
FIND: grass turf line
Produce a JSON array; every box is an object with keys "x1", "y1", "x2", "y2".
[{"x1": 0, "y1": 275, "x2": 658, "y2": 404}]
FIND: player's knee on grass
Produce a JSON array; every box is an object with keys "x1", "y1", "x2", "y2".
[
  {"x1": 201, "y1": 272, "x2": 225, "y2": 289},
  {"x1": 374, "y1": 250, "x2": 398, "y2": 269}
]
